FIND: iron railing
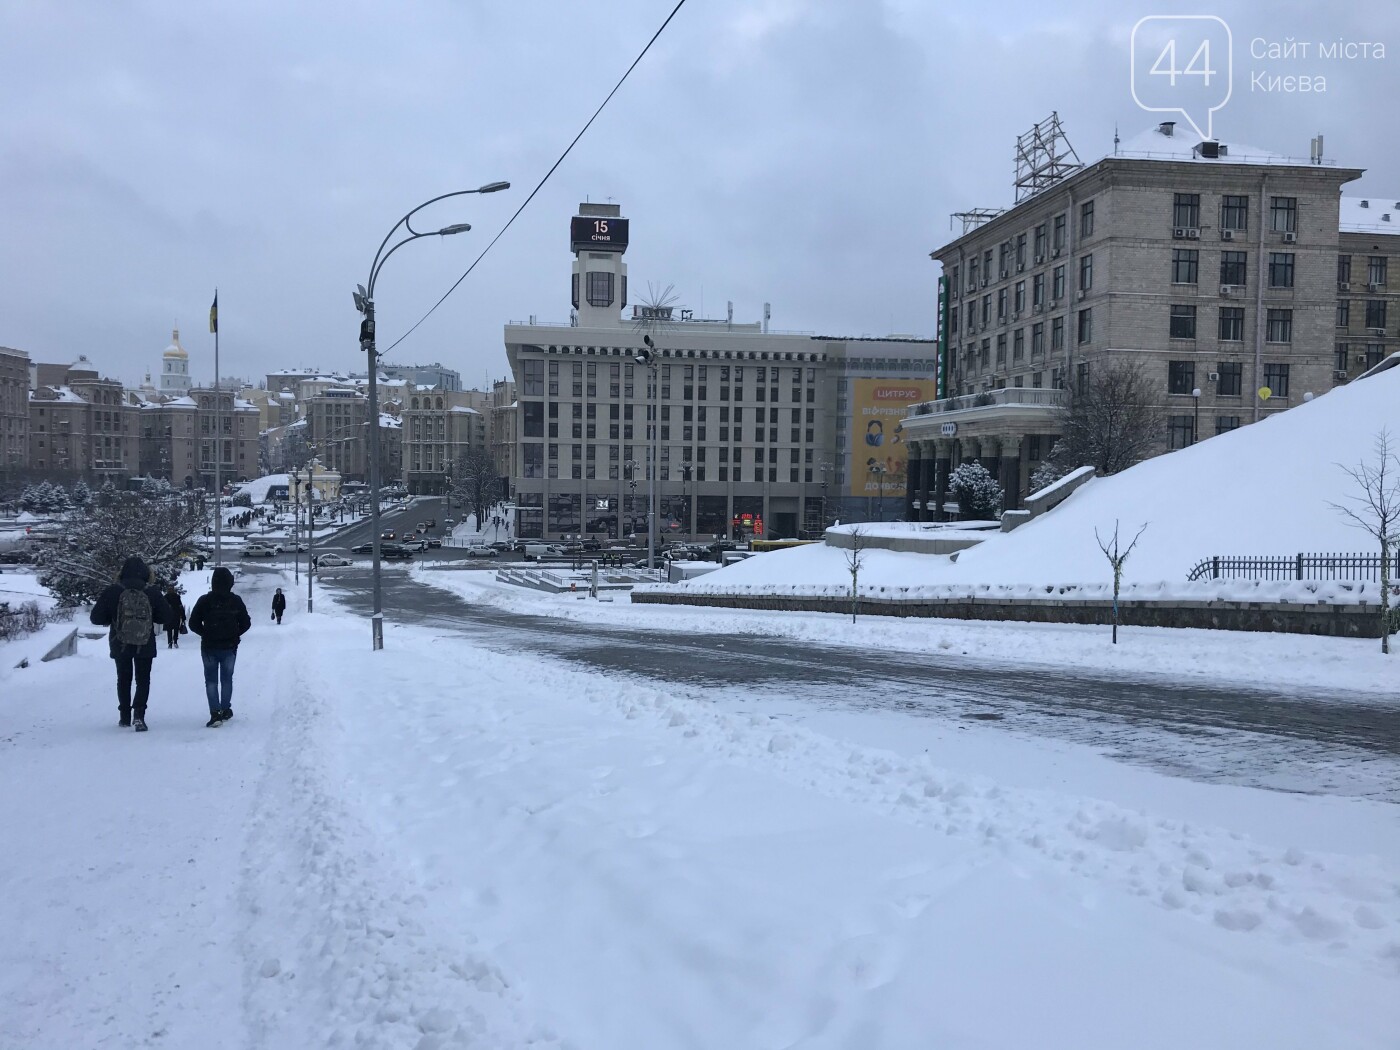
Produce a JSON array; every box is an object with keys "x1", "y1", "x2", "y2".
[{"x1": 1187, "y1": 552, "x2": 1400, "y2": 583}]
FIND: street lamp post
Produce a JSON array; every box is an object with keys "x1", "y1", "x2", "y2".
[
  {"x1": 291, "y1": 472, "x2": 301, "y2": 583},
  {"x1": 680, "y1": 463, "x2": 692, "y2": 539},
  {"x1": 634, "y1": 338, "x2": 660, "y2": 569},
  {"x1": 353, "y1": 180, "x2": 509, "y2": 650},
  {"x1": 1191, "y1": 386, "x2": 1202, "y2": 445},
  {"x1": 871, "y1": 463, "x2": 887, "y2": 521}
]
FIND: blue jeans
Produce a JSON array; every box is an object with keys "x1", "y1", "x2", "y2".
[{"x1": 201, "y1": 649, "x2": 238, "y2": 713}]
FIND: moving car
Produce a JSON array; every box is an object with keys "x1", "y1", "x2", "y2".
[
  {"x1": 425, "y1": 538, "x2": 442, "y2": 549},
  {"x1": 381, "y1": 530, "x2": 396, "y2": 541},
  {"x1": 443, "y1": 518, "x2": 455, "y2": 529},
  {"x1": 315, "y1": 553, "x2": 352, "y2": 568},
  {"x1": 350, "y1": 542, "x2": 374, "y2": 554},
  {"x1": 242, "y1": 543, "x2": 278, "y2": 558},
  {"x1": 426, "y1": 519, "x2": 436, "y2": 528},
  {"x1": 379, "y1": 544, "x2": 415, "y2": 561},
  {"x1": 464, "y1": 544, "x2": 499, "y2": 558}
]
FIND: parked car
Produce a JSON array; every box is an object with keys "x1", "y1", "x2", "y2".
[
  {"x1": 402, "y1": 539, "x2": 428, "y2": 552},
  {"x1": 242, "y1": 543, "x2": 278, "y2": 558},
  {"x1": 488, "y1": 541, "x2": 512, "y2": 551},
  {"x1": 464, "y1": 545, "x2": 499, "y2": 558},
  {"x1": 315, "y1": 553, "x2": 352, "y2": 568}
]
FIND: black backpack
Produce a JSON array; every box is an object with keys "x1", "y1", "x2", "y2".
[
  {"x1": 113, "y1": 588, "x2": 154, "y2": 648},
  {"x1": 201, "y1": 594, "x2": 242, "y2": 640}
]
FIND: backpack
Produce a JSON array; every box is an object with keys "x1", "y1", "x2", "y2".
[
  {"x1": 113, "y1": 587, "x2": 154, "y2": 648},
  {"x1": 201, "y1": 594, "x2": 243, "y2": 641}
]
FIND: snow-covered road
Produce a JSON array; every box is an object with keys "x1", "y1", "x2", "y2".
[{"x1": 2, "y1": 570, "x2": 1397, "y2": 1048}]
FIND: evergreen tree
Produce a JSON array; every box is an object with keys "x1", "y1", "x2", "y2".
[
  {"x1": 948, "y1": 461, "x2": 1004, "y2": 521},
  {"x1": 71, "y1": 479, "x2": 92, "y2": 507}
]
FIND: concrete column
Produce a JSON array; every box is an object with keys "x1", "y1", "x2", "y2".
[
  {"x1": 906, "y1": 441, "x2": 924, "y2": 521},
  {"x1": 980, "y1": 436, "x2": 1002, "y2": 479},
  {"x1": 999, "y1": 436, "x2": 1023, "y2": 511},
  {"x1": 915, "y1": 440, "x2": 934, "y2": 521},
  {"x1": 933, "y1": 439, "x2": 952, "y2": 522}
]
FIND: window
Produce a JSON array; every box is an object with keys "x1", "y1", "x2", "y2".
[
  {"x1": 1013, "y1": 329, "x2": 1025, "y2": 361},
  {"x1": 1367, "y1": 344, "x2": 1386, "y2": 369},
  {"x1": 1335, "y1": 343, "x2": 1350, "y2": 372},
  {"x1": 522, "y1": 401, "x2": 544, "y2": 437},
  {"x1": 1170, "y1": 304, "x2": 1197, "y2": 339},
  {"x1": 586, "y1": 270, "x2": 614, "y2": 306},
  {"x1": 1078, "y1": 254, "x2": 1093, "y2": 292},
  {"x1": 1337, "y1": 300, "x2": 1351, "y2": 328},
  {"x1": 1365, "y1": 300, "x2": 1388, "y2": 329},
  {"x1": 1268, "y1": 252, "x2": 1295, "y2": 289},
  {"x1": 1052, "y1": 266, "x2": 1065, "y2": 300},
  {"x1": 996, "y1": 333, "x2": 1007, "y2": 365},
  {"x1": 1168, "y1": 360, "x2": 1196, "y2": 394},
  {"x1": 1216, "y1": 416, "x2": 1241, "y2": 435},
  {"x1": 1173, "y1": 193, "x2": 1200, "y2": 228},
  {"x1": 1031, "y1": 322, "x2": 1045, "y2": 356},
  {"x1": 1219, "y1": 307, "x2": 1244, "y2": 341},
  {"x1": 1032, "y1": 371, "x2": 1043, "y2": 388},
  {"x1": 522, "y1": 359, "x2": 544, "y2": 396},
  {"x1": 1171, "y1": 249, "x2": 1199, "y2": 284},
  {"x1": 1220, "y1": 195, "x2": 1249, "y2": 230},
  {"x1": 1217, "y1": 361, "x2": 1243, "y2": 396},
  {"x1": 1077, "y1": 308, "x2": 1092, "y2": 344},
  {"x1": 1263, "y1": 362, "x2": 1290, "y2": 397},
  {"x1": 968, "y1": 259, "x2": 979, "y2": 290},
  {"x1": 1032, "y1": 273, "x2": 1045, "y2": 307},
  {"x1": 1269, "y1": 196, "x2": 1297, "y2": 233},
  {"x1": 1014, "y1": 280, "x2": 1025, "y2": 313},
  {"x1": 1016, "y1": 233, "x2": 1027, "y2": 267},
  {"x1": 997, "y1": 288, "x2": 1008, "y2": 320},
  {"x1": 1168, "y1": 415, "x2": 1194, "y2": 450},
  {"x1": 1051, "y1": 317, "x2": 1064, "y2": 352},
  {"x1": 981, "y1": 295, "x2": 991, "y2": 326},
  {"x1": 1368, "y1": 256, "x2": 1388, "y2": 287},
  {"x1": 1076, "y1": 362, "x2": 1090, "y2": 395},
  {"x1": 1034, "y1": 224, "x2": 1047, "y2": 259},
  {"x1": 1220, "y1": 251, "x2": 1247, "y2": 286},
  {"x1": 1338, "y1": 255, "x2": 1352, "y2": 287},
  {"x1": 1080, "y1": 199, "x2": 1095, "y2": 237},
  {"x1": 1052, "y1": 214, "x2": 1066, "y2": 251},
  {"x1": 1266, "y1": 309, "x2": 1292, "y2": 343},
  {"x1": 950, "y1": 265, "x2": 960, "y2": 296}
]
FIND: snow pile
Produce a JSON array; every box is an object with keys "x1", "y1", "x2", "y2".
[
  {"x1": 700, "y1": 367, "x2": 1400, "y2": 592},
  {"x1": 237, "y1": 474, "x2": 289, "y2": 504}
]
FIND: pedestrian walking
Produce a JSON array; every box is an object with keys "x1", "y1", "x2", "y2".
[
  {"x1": 271, "y1": 587, "x2": 286, "y2": 624},
  {"x1": 188, "y1": 566, "x2": 252, "y2": 728},
  {"x1": 163, "y1": 582, "x2": 187, "y2": 649},
  {"x1": 89, "y1": 556, "x2": 173, "y2": 732}
]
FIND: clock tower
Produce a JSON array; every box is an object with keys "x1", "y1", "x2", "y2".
[{"x1": 570, "y1": 202, "x2": 629, "y2": 328}]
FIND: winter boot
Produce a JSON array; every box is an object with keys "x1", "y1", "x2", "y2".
[
  {"x1": 119, "y1": 709, "x2": 131, "y2": 728},
  {"x1": 219, "y1": 708, "x2": 233, "y2": 722},
  {"x1": 205, "y1": 713, "x2": 224, "y2": 728},
  {"x1": 133, "y1": 717, "x2": 148, "y2": 732}
]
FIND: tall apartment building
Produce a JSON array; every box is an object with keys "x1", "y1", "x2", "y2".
[
  {"x1": 29, "y1": 357, "x2": 140, "y2": 479},
  {"x1": 506, "y1": 203, "x2": 935, "y2": 540},
  {"x1": 904, "y1": 121, "x2": 1367, "y2": 517},
  {"x1": 1335, "y1": 197, "x2": 1400, "y2": 379},
  {"x1": 490, "y1": 378, "x2": 518, "y2": 497},
  {"x1": 136, "y1": 386, "x2": 259, "y2": 488},
  {"x1": 0, "y1": 346, "x2": 29, "y2": 479},
  {"x1": 402, "y1": 388, "x2": 488, "y2": 494}
]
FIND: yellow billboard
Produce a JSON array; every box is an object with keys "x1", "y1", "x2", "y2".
[{"x1": 849, "y1": 378, "x2": 935, "y2": 499}]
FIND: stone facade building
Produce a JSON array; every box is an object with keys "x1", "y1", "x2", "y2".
[
  {"x1": 1335, "y1": 197, "x2": 1400, "y2": 381},
  {"x1": 904, "y1": 122, "x2": 1370, "y2": 517},
  {"x1": 0, "y1": 346, "x2": 29, "y2": 480},
  {"x1": 29, "y1": 357, "x2": 140, "y2": 479}
]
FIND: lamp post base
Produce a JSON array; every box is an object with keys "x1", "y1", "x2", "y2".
[{"x1": 372, "y1": 613, "x2": 384, "y2": 651}]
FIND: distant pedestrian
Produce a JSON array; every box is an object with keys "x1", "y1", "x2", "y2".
[
  {"x1": 89, "y1": 556, "x2": 173, "y2": 732},
  {"x1": 163, "y1": 583, "x2": 186, "y2": 649},
  {"x1": 188, "y1": 566, "x2": 252, "y2": 728},
  {"x1": 196, "y1": 554, "x2": 206, "y2": 570},
  {"x1": 271, "y1": 587, "x2": 286, "y2": 624}
]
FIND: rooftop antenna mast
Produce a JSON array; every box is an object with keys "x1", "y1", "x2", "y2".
[{"x1": 1014, "y1": 112, "x2": 1082, "y2": 202}]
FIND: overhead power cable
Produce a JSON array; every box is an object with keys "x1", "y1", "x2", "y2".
[{"x1": 382, "y1": 0, "x2": 689, "y2": 354}]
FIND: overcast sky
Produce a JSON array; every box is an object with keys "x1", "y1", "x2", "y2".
[{"x1": 3, "y1": 0, "x2": 1397, "y2": 390}]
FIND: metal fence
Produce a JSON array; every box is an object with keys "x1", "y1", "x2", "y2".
[{"x1": 1187, "y1": 552, "x2": 1400, "y2": 583}]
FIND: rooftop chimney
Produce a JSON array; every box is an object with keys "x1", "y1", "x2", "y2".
[{"x1": 1158, "y1": 121, "x2": 1176, "y2": 137}]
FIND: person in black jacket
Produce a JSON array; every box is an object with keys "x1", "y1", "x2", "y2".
[
  {"x1": 163, "y1": 583, "x2": 186, "y2": 649},
  {"x1": 271, "y1": 587, "x2": 286, "y2": 624},
  {"x1": 89, "y1": 556, "x2": 173, "y2": 731},
  {"x1": 188, "y1": 566, "x2": 252, "y2": 728}
]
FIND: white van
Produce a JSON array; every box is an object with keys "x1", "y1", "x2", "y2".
[{"x1": 523, "y1": 544, "x2": 561, "y2": 561}]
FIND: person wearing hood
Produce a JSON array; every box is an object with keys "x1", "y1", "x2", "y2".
[
  {"x1": 89, "y1": 556, "x2": 174, "y2": 732},
  {"x1": 271, "y1": 587, "x2": 286, "y2": 624},
  {"x1": 188, "y1": 566, "x2": 253, "y2": 728},
  {"x1": 163, "y1": 583, "x2": 187, "y2": 649}
]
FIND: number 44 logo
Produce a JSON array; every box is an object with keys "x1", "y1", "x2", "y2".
[
  {"x1": 1130, "y1": 16, "x2": 1233, "y2": 143},
  {"x1": 1150, "y1": 37, "x2": 1217, "y2": 86}
]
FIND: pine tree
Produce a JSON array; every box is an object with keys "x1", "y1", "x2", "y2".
[
  {"x1": 948, "y1": 462, "x2": 1004, "y2": 521},
  {"x1": 71, "y1": 479, "x2": 91, "y2": 507}
]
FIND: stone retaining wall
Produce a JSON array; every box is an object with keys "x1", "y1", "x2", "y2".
[{"x1": 631, "y1": 590, "x2": 1389, "y2": 638}]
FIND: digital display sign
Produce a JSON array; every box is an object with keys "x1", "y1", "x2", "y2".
[{"x1": 570, "y1": 215, "x2": 629, "y2": 252}]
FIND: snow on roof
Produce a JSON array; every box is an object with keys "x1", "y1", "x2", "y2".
[
  {"x1": 1111, "y1": 124, "x2": 1308, "y2": 167},
  {"x1": 379, "y1": 413, "x2": 401, "y2": 428},
  {"x1": 29, "y1": 386, "x2": 87, "y2": 403},
  {"x1": 1339, "y1": 197, "x2": 1400, "y2": 235},
  {"x1": 164, "y1": 396, "x2": 198, "y2": 408},
  {"x1": 448, "y1": 405, "x2": 480, "y2": 414}
]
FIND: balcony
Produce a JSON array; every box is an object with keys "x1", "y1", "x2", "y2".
[{"x1": 904, "y1": 386, "x2": 1067, "y2": 437}]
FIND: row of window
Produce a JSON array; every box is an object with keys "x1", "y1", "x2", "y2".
[
  {"x1": 1173, "y1": 193, "x2": 1297, "y2": 233},
  {"x1": 1335, "y1": 343, "x2": 1389, "y2": 372},
  {"x1": 948, "y1": 201, "x2": 1096, "y2": 295},
  {"x1": 951, "y1": 259, "x2": 1088, "y2": 332},
  {"x1": 1336, "y1": 300, "x2": 1391, "y2": 330},
  {"x1": 1168, "y1": 415, "x2": 1242, "y2": 450},
  {"x1": 1170, "y1": 305, "x2": 1296, "y2": 342},
  {"x1": 1171, "y1": 248, "x2": 1302, "y2": 288},
  {"x1": 1167, "y1": 360, "x2": 1292, "y2": 397}
]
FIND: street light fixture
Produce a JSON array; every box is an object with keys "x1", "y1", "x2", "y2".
[
  {"x1": 1191, "y1": 386, "x2": 1202, "y2": 445},
  {"x1": 870, "y1": 462, "x2": 888, "y2": 521},
  {"x1": 354, "y1": 180, "x2": 509, "y2": 650},
  {"x1": 634, "y1": 336, "x2": 660, "y2": 569}
]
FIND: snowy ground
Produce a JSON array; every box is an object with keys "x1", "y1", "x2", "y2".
[{"x1": 2, "y1": 570, "x2": 1397, "y2": 1049}]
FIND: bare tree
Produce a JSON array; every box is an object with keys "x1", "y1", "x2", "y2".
[
  {"x1": 843, "y1": 525, "x2": 869, "y2": 623},
  {"x1": 1330, "y1": 428, "x2": 1400, "y2": 654},
  {"x1": 1045, "y1": 362, "x2": 1165, "y2": 480},
  {"x1": 37, "y1": 491, "x2": 205, "y2": 606},
  {"x1": 449, "y1": 445, "x2": 502, "y2": 530},
  {"x1": 1094, "y1": 519, "x2": 1148, "y2": 644}
]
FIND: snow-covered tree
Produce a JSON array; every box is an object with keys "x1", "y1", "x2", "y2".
[
  {"x1": 948, "y1": 461, "x2": 1003, "y2": 521},
  {"x1": 450, "y1": 445, "x2": 502, "y2": 527},
  {"x1": 36, "y1": 491, "x2": 204, "y2": 606},
  {"x1": 71, "y1": 479, "x2": 92, "y2": 507},
  {"x1": 1028, "y1": 449, "x2": 1069, "y2": 496},
  {"x1": 1330, "y1": 428, "x2": 1400, "y2": 654},
  {"x1": 19, "y1": 484, "x2": 39, "y2": 511}
]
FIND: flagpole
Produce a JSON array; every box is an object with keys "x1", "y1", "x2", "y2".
[{"x1": 212, "y1": 290, "x2": 222, "y2": 566}]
